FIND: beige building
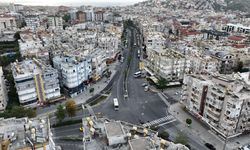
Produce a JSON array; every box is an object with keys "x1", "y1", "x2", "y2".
[
  {"x1": 0, "y1": 66, "x2": 8, "y2": 112},
  {"x1": 182, "y1": 73, "x2": 250, "y2": 137},
  {"x1": 146, "y1": 49, "x2": 190, "y2": 82},
  {"x1": 0, "y1": 15, "x2": 17, "y2": 31}
]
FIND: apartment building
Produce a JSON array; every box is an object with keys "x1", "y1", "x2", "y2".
[
  {"x1": 47, "y1": 16, "x2": 63, "y2": 29},
  {"x1": 146, "y1": 49, "x2": 190, "y2": 82},
  {"x1": 189, "y1": 55, "x2": 219, "y2": 74},
  {"x1": 0, "y1": 66, "x2": 8, "y2": 112},
  {"x1": 0, "y1": 117, "x2": 56, "y2": 150},
  {"x1": 95, "y1": 11, "x2": 104, "y2": 22},
  {"x1": 76, "y1": 11, "x2": 86, "y2": 23},
  {"x1": 223, "y1": 23, "x2": 250, "y2": 34},
  {"x1": 53, "y1": 55, "x2": 92, "y2": 97},
  {"x1": 0, "y1": 15, "x2": 17, "y2": 31},
  {"x1": 182, "y1": 73, "x2": 250, "y2": 137},
  {"x1": 25, "y1": 15, "x2": 40, "y2": 31},
  {"x1": 11, "y1": 59, "x2": 61, "y2": 107},
  {"x1": 212, "y1": 51, "x2": 237, "y2": 74}
]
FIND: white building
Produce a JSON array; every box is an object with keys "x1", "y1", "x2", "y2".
[
  {"x1": 53, "y1": 55, "x2": 92, "y2": 97},
  {"x1": 11, "y1": 59, "x2": 61, "y2": 107},
  {"x1": 182, "y1": 73, "x2": 250, "y2": 137},
  {"x1": 146, "y1": 49, "x2": 190, "y2": 82},
  {"x1": 48, "y1": 16, "x2": 63, "y2": 29},
  {"x1": 25, "y1": 15, "x2": 40, "y2": 31},
  {"x1": 0, "y1": 66, "x2": 8, "y2": 112},
  {"x1": 0, "y1": 15, "x2": 17, "y2": 31}
]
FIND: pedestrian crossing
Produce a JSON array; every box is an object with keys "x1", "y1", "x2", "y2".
[{"x1": 142, "y1": 115, "x2": 176, "y2": 127}]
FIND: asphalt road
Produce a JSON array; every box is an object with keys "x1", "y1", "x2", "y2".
[
  {"x1": 52, "y1": 27, "x2": 207, "y2": 150},
  {"x1": 93, "y1": 28, "x2": 168, "y2": 125}
]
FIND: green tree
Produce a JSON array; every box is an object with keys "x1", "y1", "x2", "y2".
[
  {"x1": 63, "y1": 14, "x2": 70, "y2": 23},
  {"x1": 89, "y1": 88, "x2": 95, "y2": 95},
  {"x1": 157, "y1": 77, "x2": 168, "y2": 92},
  {"x1": 186, "y1": 118, "x2": 192, "y2": 126},
  {"x1": 174, "y1": 133, "x2": 188, "y2": 145},
  {"x1": 234, "y1": 61, "x2": 243, "y2": 72},
  {"x1": 14, "y1": 32, "x2": 21, "y2": 40},
  {"x1": 56, "y1": 105, "x2": 66, "y2": 123},
  {"x1": 158, "y1": 131, "x2": 169, "y2": 140},
  {"x1": 65, "y1": 99, "x2": 77, "y2": 117}
]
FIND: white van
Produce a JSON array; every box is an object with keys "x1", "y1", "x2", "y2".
[
  {"x1": 113, "y1": 98, "x2": 119, "y2": 111},
  {"x1": 133, "y1": 71, "x2": 141, "y2": 78}
]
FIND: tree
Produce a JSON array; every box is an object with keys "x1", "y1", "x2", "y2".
[
  {"x1": 158, "y1": 131, "x2": 169, "y2": 140},
  {"x1": 65, "y1": 100, "x2": 77, "y2": 117},
  {"x1": 62, "y1": 14, "x2": 70, "y2": 23},
  {"x1": 234, "y1": 61, "x2": 243, "y2": 72},
  {"x1": 56, "y1": 105, "x2": 65, "y2": 123},
  {"x1": 89, "y1": 88, "x2": 95, "y2": 95},
  {"x1": 157, "y1": 77, "x2": 168, "y2": 92},
  {"x1": 14, "y1": 32, "x2": 21, "y2": 40},
  {"x1": 186, "y1": 118, "x2": 192, "y2": 126},
  {"x1": 174, "y1": 133, "x2": 188, "y2": 145}
]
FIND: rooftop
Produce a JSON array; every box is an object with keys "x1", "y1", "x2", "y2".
[
  {"x1": 105, "y1": 121, "x2": 124, "y2": 137},
  {"x1": 129, "y1": 138, "x2": 155, "y2": 150}
]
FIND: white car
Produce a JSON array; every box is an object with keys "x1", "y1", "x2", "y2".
[
  {"x1": 144, "y1": 86, "x2": 149, "y2": 92},
  {"x1": 141, "y1": 83, "x2": 148, "y2": 87}
]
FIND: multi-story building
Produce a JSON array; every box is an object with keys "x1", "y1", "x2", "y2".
[
  {"x1": 0, "y1": 66, "x2": 8, "y2": 112},
  {"x1": 47, "y1": 16, "x2": 63, "y2": 29},
  {"x1": 145, "y1": 49, "x2": 190, "y2": 82},
  {"x1": 25, "y1": 15, "x2": 40, "y2": 31},
  {"x1": 53, "y1": 55, "x2": 92, "y2": 97},
  {"x1": 94, "y1": 11, "x2": 104, "y2": 22},
  {"x1": 223, "y1": 23, "x2": 250, "y2": 34},
  {"x1": 76, "y1": 11, "x2": 86, "y2": 23},
  {"x1": 182, "y1": 73, "x2": 250, "y2": 137},
  {"x1": 212, "y1": 51, "x2": 237, "y2": 74},
  {"x1": 0, "y1": 117, "x2": 57, "y2": 150},
  {"x1": 0, "y1": 15, "x2": 17, "y2": 31},
  {"x1": 11, "y1": 59, "x2": 61, "y2": 107}
]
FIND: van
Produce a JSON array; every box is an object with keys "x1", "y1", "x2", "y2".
[
  {"x1": 113, "y1": 98, "x2": 119, "y2": 111},
  {"x1": 133, "y1": 71, "x2": 141, "y2": 78}
]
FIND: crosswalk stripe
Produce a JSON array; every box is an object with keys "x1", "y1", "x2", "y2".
[{"x1": 142, "y1": 115, "x2": 176, "y2": 127}]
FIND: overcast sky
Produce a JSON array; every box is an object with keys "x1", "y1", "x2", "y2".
[{"x1": 1, "y1": 0, "x2": 145, "y2": 6}]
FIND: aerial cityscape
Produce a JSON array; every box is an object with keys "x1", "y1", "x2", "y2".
[{"x1": 0, "y1": 0, "x2": 250, "y2": 150}]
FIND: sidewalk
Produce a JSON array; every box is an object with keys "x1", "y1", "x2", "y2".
[
  {"x1": 37, "y1": 62, "x2": 119, "y2": 116},
  {"x1": 73, "y1": 62, "x2": 118, "y2": 105},
  {"x1": 169, "y1": 103, "x2": 249, "y2": 150}
]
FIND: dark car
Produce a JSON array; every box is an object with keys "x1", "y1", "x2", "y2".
[{"x1": 205, "y1": 143, "x2": 216, "y2": 150}]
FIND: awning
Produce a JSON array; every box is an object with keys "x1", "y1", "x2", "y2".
[
  {"x1": 144, "y1": 67, "x2": 154, "y2": 76},
  {"x1": 149, "y1": 76, "x2": 158, "y2": 84}
]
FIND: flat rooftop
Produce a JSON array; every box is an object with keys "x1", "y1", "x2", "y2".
[
  {"x1": 12, "y1": 60, "x2": 42, "y2": 78},
  {"x1": 105, "y1": 121, "x2": 124, "y2": 137},
  {"x1": 129, "y1": 138, "x2": 155, "y2": 150}
]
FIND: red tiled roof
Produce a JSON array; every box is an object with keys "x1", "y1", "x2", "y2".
[{"x1": 228, "y1": 36, "x2": 245, "y2": 41}]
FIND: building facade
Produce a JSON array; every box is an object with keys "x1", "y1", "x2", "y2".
[
  {"x1": 146, "y1": 49, "x2": 190, "y2": 82},
  {"x1": 48, "y1": 16, "x2": 63, "y2": 29},
  {"x1": 0, "y1": 66, "x2": 8, "y2": 112},
  {"x1": 182, "y1": 73, "x2": 250, "y2": 137},
  {"x1": 11, "y1": 59, "x2": 61, "y2": 107},
  {"x1": 25, "y1": 15, "x2": 40, "y2": 31},
  {"x1": 0, "y1": 15, "x2": 17, "y2": 31},
  {"x1": 53, "y1": 55, "x2": 92, "y2": 97}
]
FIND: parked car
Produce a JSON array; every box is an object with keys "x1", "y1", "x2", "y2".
[
  {"x1": 141, "y1": 83, "x2": 148, "y2": 87},
  {"x1": 205, "y1": 143, "x2": 216, "y2": 150}
]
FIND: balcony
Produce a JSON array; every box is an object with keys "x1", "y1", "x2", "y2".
[{"x1": 206, "y1": 109, "x2": 220, "y2": 122}]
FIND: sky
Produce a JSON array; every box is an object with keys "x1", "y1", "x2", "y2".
[{"x1": 1, "y1": 0, "x2": 145, "y2": 6}]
